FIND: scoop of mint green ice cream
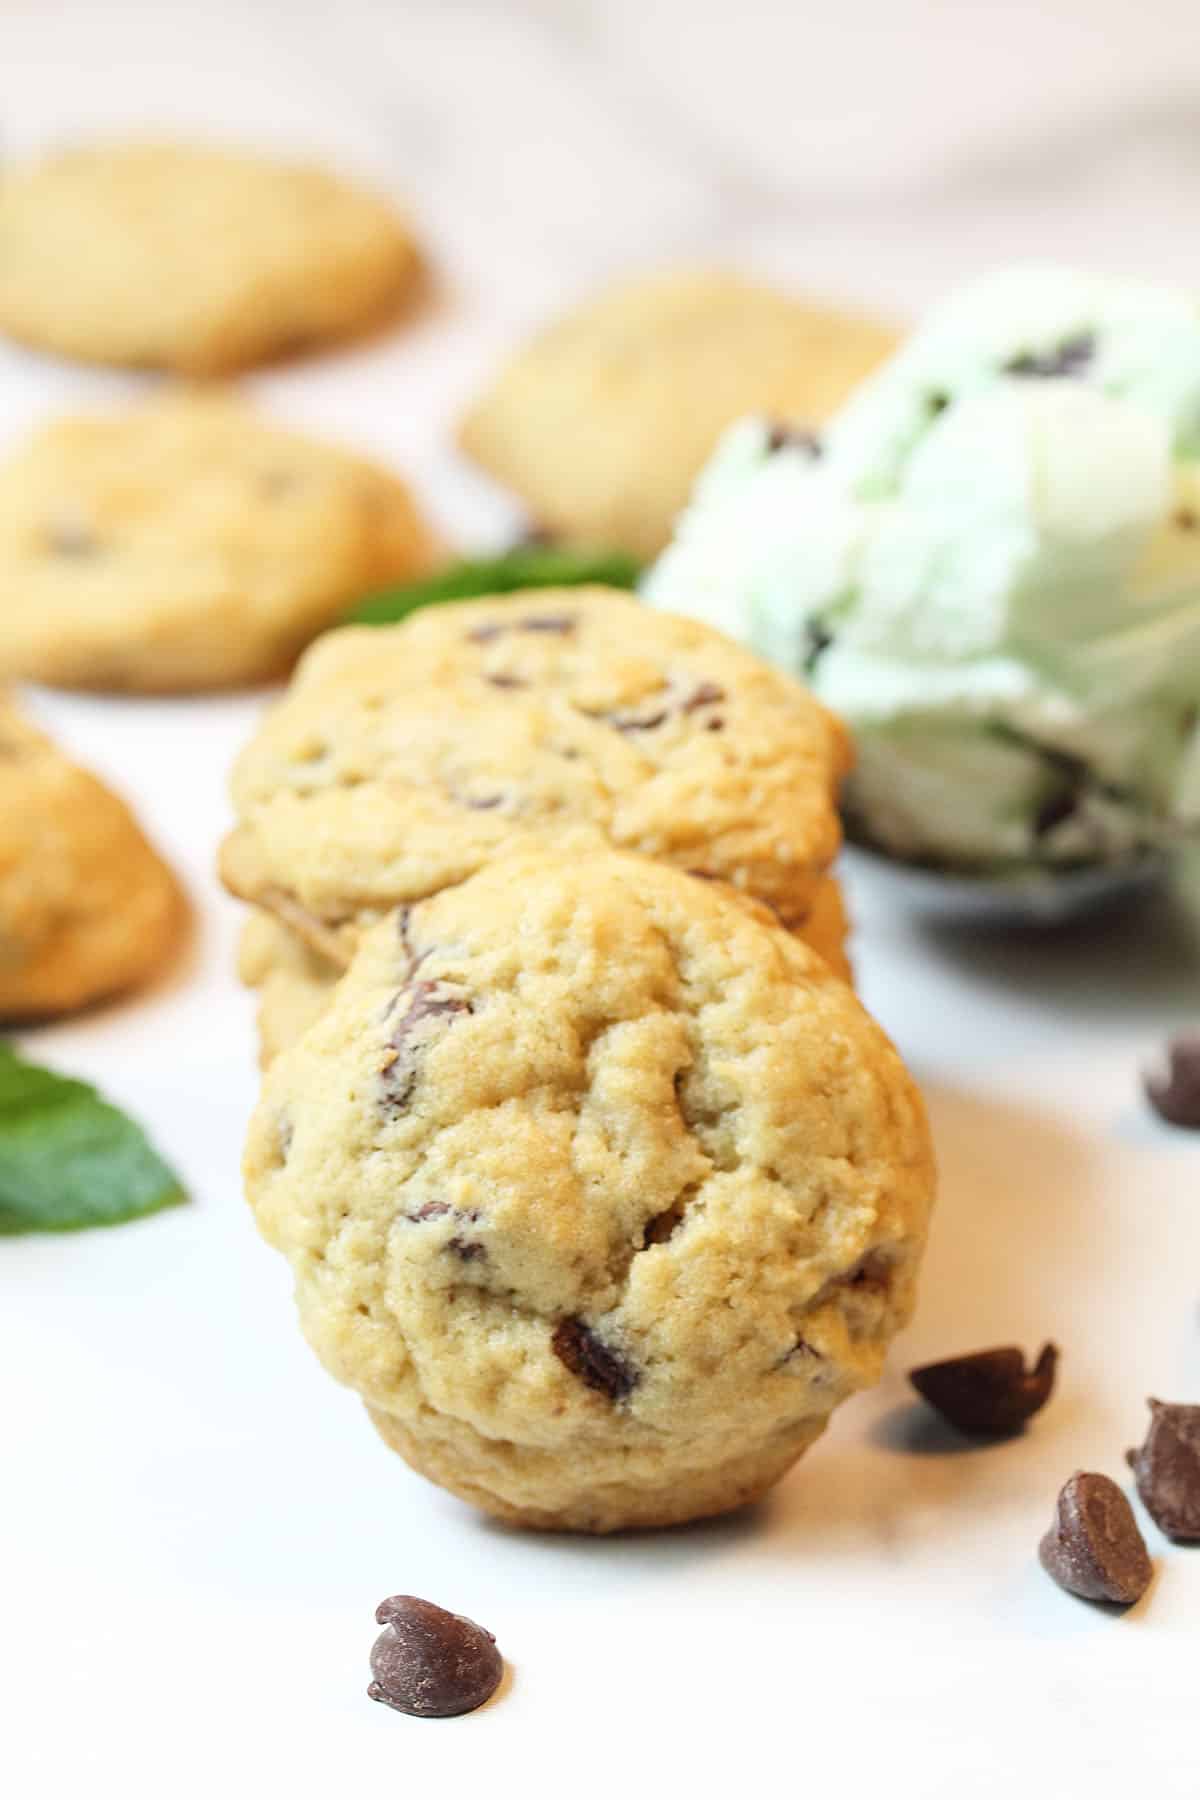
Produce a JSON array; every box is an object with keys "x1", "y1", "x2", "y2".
[{"x1": 644, "y1": 267, "x2": 1200, "y2": 872}]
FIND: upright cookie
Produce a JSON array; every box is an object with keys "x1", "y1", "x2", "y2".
[
  {"x1": 0, "y1": 393, "x2": 441, "y2": 692},
  {"x1": 221, "y1": 587, "x2": 851, "y2": 960},
  {"x1": 238, "y1": 872, "x2": 851, "y2": 1067},
  {"x1": 0, "y1": 697, "x2": 184, "y2": 1017},
  {"x1": 459, "y1": 268, "x2": 897, "y2": 558},
  {"x1": 244, "y1": 850, "x2": 933, "y2": 1532},
  {"x1": 0, "y1": 142, "x2": 420, "y2": 372}
]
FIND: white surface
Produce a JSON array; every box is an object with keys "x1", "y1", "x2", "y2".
[{"x1": 3, "y1": 4, "x2": 1200, "y2": 1795}]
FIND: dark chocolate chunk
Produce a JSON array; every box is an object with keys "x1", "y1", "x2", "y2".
[
  {"x1": 1144, "y1": 1036, "x2": 1200, "y2": 1129},
  {"x1": 681, "y1": 681, "x2": 726, "y2": 712},
  {"x1": 519, "y1": 613, "x2": 575, "y2": 634},
  {"x1": 1038, "y1": 1472, "x2": 1152, "y2": 1605},
  {"x1": 1004, "y1": 332, "x2": 1096, "y2": 379},
  {"x1": 765, "y1": 422, "x2": 822, "y2": 457},
  {"x1": 551, "y1": 1317, "x2": 639, "y2": 1400},
  {"x1": 368, "y1": 1595, "x2": 502, "y2": 1718},
  {"x1": 641, "y1": 1200, "x2": 686, "y2": 1246},
  {"x1": 612, "y1": 707, "x2": 668, "y2": 733},
  {"x1": 1127, "y1": 1399, "x2": 1200, "y2": 1541},
  {"x1": 408, "y1": 1201, "x2": 452, "y2": 1222},
  {"x1": 909, "y1": 1342, "x2": 1058, "y2": 1437},
  {"x1": 380, "y1": 981, "x2": 472, "y2": 1113}
]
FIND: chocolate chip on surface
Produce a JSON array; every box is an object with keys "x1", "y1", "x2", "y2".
[
  {"x1": 1004, "y1": 331, "x2": 1096, "y2": 379},
  {"x1": 484, "y1": 673, "x2": 526, "y2": 689},
  {"x1": 1144, "y1": 1036, "x2": 1200, "y2": 1128},
  {"x1": 1127, "y1": 1399, "x2": 1200, "y2": 1541},
  {"x1": 1039, "y1": 1472, "x2": 1152, "y2": 1605},
  {"x1": 909, "y1": 1342, "x2": 1058, "y2": 1437},
  {"x1": 551, "y1": 1316, "x2": 639, "y2": 1400},
  {"x1": 368, "y1": 1595, "x2": 502, "y2": 1718},
  {"x1": 380, "y1": 981, "x2": 473, "y2": 1113}
]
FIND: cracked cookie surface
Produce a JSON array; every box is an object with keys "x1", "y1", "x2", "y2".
[
  {"x1": 222, "y1": 586, "x2": 851, "y2": 955},
  {"x1": 243, "y1": 850, "x2": 932, "y2": 1531},
  {"x1": 0, "y1": 392, "x2": 440, "y2": 692},
  {"x1": 459, "y1": 267, "x2": 898, "y2": 557},
  {"x1": 0, "y1": 695, "x2": 184, "y2": 1017},
  {"x1": 0, "y1": 142, "x2": 420, "y2": 373}
]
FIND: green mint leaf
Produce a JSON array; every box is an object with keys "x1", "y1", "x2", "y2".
[
  {"x1": 0, "y1": 1042, "x2": 186, "y2": 1234},
  {"x1": 344, "y1": 545, "x2": 642, "y2": 627}
]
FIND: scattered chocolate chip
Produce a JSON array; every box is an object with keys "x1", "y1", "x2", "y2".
[
  {"x1": 681, "y1": 681, "x2": 726, "y2": 712},
  {"x1": 705, "y1": 717, "x2": 725, "y2": 731},
  {"x1": 1038, "y1": 1472, "x2": 1152, "y2": 1605},
  {"x1": 1144, "y1": 1036, "x2": 1200, "y2": 1128},
  {"x1": 1004, "y1": 332, "x2": 1096, "y2": 379},
  {"x1": 380, "y1": 981, "x2": 473, "y2": 1113},
  {"x1": 484, "y1": 673, "x2": 527, "y2": 690},
  {"x1": 765, "y1": 422, "x2": 822, "y2": 457},
  {"x1": 1127, "y1": 1400, "x2": 1200, "y2": 1541},
  {"x1": 909, "y1": 1343, "x2": 1058, "y2": 1438},
  {"x1": 368, "y1": 1595, "x2": 502, "y2": 1718},
  {"x1": 551, "y1": 1317, "x2": 639, "y2": 1400},
  {"x1": 1174, "y1": 508, "x2": 1198, "y2": 531},
  {"x1": 519, "y1": 613, "x2": 575, "y2": 634}
]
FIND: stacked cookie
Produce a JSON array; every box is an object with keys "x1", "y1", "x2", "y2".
[
  {"x1": 223, "y1": 587, "x2": 936, "y2": 1532},
  {"x1": 221, "y1": 585, "x2": 855, "y2": 1066}
]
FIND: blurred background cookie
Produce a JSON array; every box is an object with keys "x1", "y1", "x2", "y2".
[
  {"x1": 0, "y1": 141, "x2": 421, "y2": 373},
  {"x1": 0, "y1": 695, "x2": 184, "y2": 1017},
  {"x1": 459, "y1": 268, "x2": 897, "y2": 558},
  {"x1": 0, "y1": 392, "x2": 442, "y2": 692},
  {"x1": 220, "y1": 586, "x2": 852, "y2": 970}
]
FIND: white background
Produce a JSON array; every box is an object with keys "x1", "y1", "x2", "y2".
[{"x1": 3, "y1": 3, "x2": 1200, "y2": 1794}]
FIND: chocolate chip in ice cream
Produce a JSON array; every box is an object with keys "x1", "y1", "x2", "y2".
[
  {"x1": 1004, "y1": 332, "x2": 1096, "y2": 379},
  {"x1": 1127, "y1": 1400, "x2": 1200, "y2": 1542},
  {"x1": 1038, "y1": 1472, "x2": 1153, "y2": 1605},
  {"x1": 368, "y1": 1595, "x2": 503, "y2": 1718},
  {"x1": 1144, "y1": 1036, "x2": 1200, "y2": 1128},
  {"x1": 909, "y1": 1343, "x2": 1058, "y2": 1438}
]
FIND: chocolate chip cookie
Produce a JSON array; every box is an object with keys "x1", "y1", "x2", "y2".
[
  {"x1": 0, "y1": 696, "x2": 184, "y2": 1017},
  {"x1": 459, "y1": 268, "x2": 897, "y2": 557},
  {"x1": 221, "y1": 587, "x2": 851, "y2": 962},
  {"x1": 0, "y1": 142, "x2": 420, "y2": 373},
  {"x1": 244, "y1": 850, "x2": 933, "y2": 1531},
  {"x1": 0, "y1": 393, "x2": 440, "y2": 692},
  {"x1": 237, "y1": 909, "x2": 339, "y2": 1068}
]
